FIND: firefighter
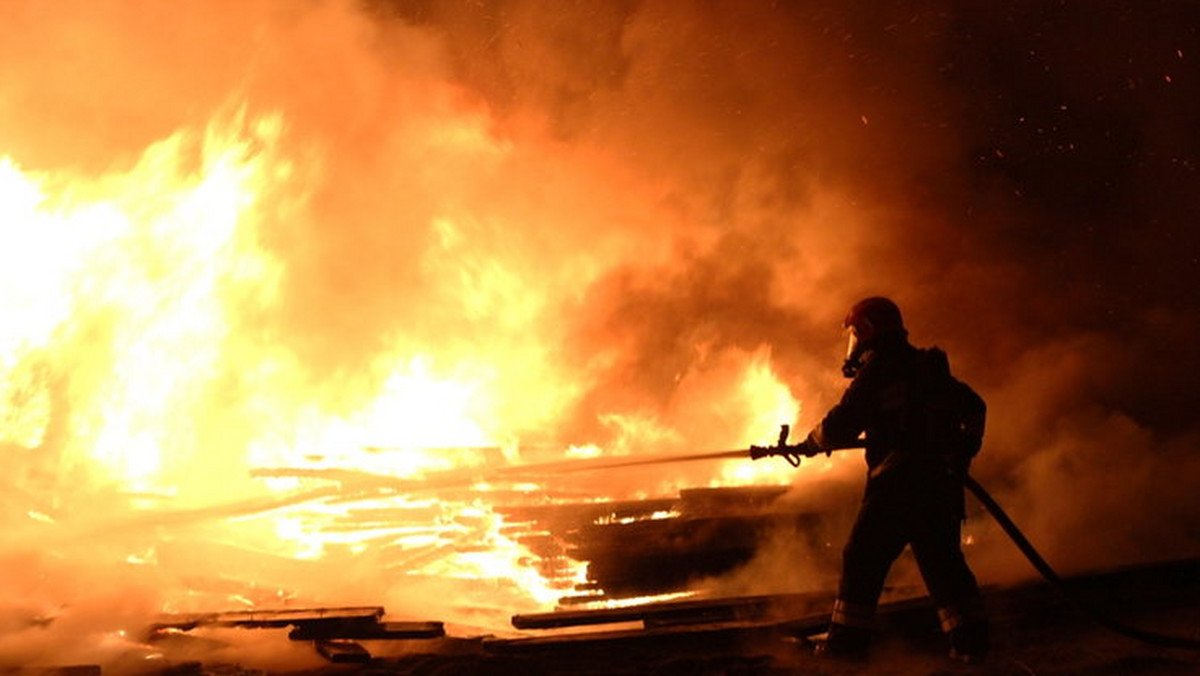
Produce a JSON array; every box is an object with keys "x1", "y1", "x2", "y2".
[{"x1": 793, "y1": 297, "x2": 989, "y2": 663}]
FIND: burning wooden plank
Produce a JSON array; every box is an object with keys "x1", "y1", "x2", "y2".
[
  {"x1": 485, "y1": 616, "x2": 814, "y2": 655},
  {"x1": 512, "y1": 591, "x2": 833, "y2": 630},
  {"x1": 497, "y1": 497, "x2": 678, "y2": 532},
  {"x1": 150, "y1": 605, "x2": 444, "y2": 641},
  {"x1": 151, "y1": 605, "x2": 385, "y2": 631}
]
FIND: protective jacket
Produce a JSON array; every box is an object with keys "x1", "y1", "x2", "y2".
[
  {"x1": 805, "y1": 335, "x2": 986, "y2": 636},
  {"x1": 808, "y1": 337, "x2": 985, "y2": 515}
]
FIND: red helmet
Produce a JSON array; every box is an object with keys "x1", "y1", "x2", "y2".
[
  {"x1": 842, "y1": 297, "x2": 906, "y2": 377},
  {"x1": 844, "y1": 296, "x2": 905, "y2": 343}
]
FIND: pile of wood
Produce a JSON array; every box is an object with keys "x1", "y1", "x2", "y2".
[
  {"x1": 134, "y1": 484, "x2": 836, "y2": 666},
  {"x1": 127, "y1": 472, "x2": 1200, "y2": 674},
  {"x1": 149, "y1": 606, "x2": 445, "y2": 663},
  {"x1": 498, "y1": 484, "x2": 833, "y2": 601}
]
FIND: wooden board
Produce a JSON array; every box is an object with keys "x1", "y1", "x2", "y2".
[
  {"x1": 151, "y1": 605, "x2": 384, "y2": 631},
  {"x1": 289, "y1": 621, "x2": 446, "y2": 641},
  {"x1": 512, "y1": 591, "x2": 833, "y2": 630},
  {"x1": 150, "y1": 605, "x2": 443, "y2": 641}
]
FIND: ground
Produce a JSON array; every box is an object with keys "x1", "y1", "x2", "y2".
[{"x1": 174, "y1": 559, "x2": 1200, "y2": 676}]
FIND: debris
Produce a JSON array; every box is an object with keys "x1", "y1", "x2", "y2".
[
  {"x1": 512, "y1": 592, "x2": 832, "y2": 630},
  {"x1": 149, "y1": 606, "x2": 444, "y2": 664}
]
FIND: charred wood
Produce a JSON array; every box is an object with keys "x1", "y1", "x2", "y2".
[
  {"x1": 484, "y1": 617, "x2": 798, "y2": 655},
  {"x1": 151, "y1": 606, "x2": 385, "y2": 631},
  {"x1": 289, "y1": 621, "x2": 446, "y2": 641},
  {"x1": 512, "y1": 591, "x2": 833, "y2": 630},
  {"x1": 150, "y1": 606, "x2": 444, "y2": 645},
  {"x1": 571, "y1": 512, "x2": 825, "y2": 597},
  {"x1": 677, "y1": 485, "x2": 790, "y2": 514}
]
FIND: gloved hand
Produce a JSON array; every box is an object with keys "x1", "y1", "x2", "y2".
[{"x1": 782, "y1": 439, "x2": 823, "y2": 466}]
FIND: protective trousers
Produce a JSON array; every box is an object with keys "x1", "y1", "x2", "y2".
[{"x1": 831, "y1": 476, "x2": 984, "y2": 633}]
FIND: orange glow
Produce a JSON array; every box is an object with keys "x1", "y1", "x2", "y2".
[
  {"x1": 1, "y1": 115, "x2": 285, "y2": 490},
  {"x1": 0, "y1": 103, "x2": 812, "y2": 634},
  {"x1": 0, "y1": 28, "x2": 821, "y2": 655},
  {"x1": 717, "y1": 348, "x2": 802, "y2": 486}
]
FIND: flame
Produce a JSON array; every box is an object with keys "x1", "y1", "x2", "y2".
[
  {"x1": 0, "y1": 98, "x2": 807, "y2": 652},
  {"x1": 0, "y1": 109, "x2": 601, "y2": 634},
  {"x1": 1, "y1": 114, "x2": 282, "y2": 490},
  {"x1": 0, "y1": 109, "x2": 521, "y2": 488},
  {"x1": 716, "y1": 348, "x2": 802, "y2": 486}
]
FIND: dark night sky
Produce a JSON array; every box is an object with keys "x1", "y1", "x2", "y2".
[{"x1": 950, "y1": 2, "x2": 1198, "y2": 305}]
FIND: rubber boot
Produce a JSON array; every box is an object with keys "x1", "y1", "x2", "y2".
[{"x1": 948, "y1": 619, "x2": 989, "y2": 664}]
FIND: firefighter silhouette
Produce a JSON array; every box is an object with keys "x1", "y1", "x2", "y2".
[{"x1": 796, "y1": 297, "x2": 989, "y2": 663}]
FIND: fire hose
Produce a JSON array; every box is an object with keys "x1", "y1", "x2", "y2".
[
  {"x1": 742, "y1": 427, "x2": 1200, "y2": 651},
  {"x1": 961, "y1": 473, "x2": 1200, "y2": 650}
]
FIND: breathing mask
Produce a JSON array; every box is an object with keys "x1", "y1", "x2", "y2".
[{"x1": 842, "y1": 325, "x2": 867, "y2": 378}]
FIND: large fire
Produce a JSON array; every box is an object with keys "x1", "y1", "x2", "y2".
[
  {"x1": 0, "y1": 96, "x2": 809, "y2": 667},
  {"x1": 6, "y1": 0, "x2": 1198, "y2": 672}
]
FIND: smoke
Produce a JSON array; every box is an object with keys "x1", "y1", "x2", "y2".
[
  {"x1": 388, "y1": 0, "x2": 1200, "y2": 579},
  {"x1": 1, "y1": 0, "x2": 1198, "y2": 667}
]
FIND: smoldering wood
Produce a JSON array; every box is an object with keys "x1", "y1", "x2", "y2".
[
  {"x1": 572, "y1": 514, "x2": 791, "y2": 596},
  {"x1": 137, "y1": 478, "x2": 834, "y2": 666},
  {"x1": 486, "y1": 593, "x2": 939, "y2": 656},
  {"x1": 483, "y1": 615, "x2": 825, "y2": 655},
  {"x1": 151, "y1": 606, "x2": 385, "y2": 631},
  {"x1": 150, "y1": 606, "x2": 444, "y2": 641},
  {"x1": 496, "y1": 497, "x2": 678, "y2": 532},
  {"x1": 567, "y1": 511, "x2": 828, "y2": 598},
  {"x1": 289, "y1": 621, "x2": 447, "y2": 640},
  {"x1": 134, "y1": 469, "x2": 1200, "y2": 673},
  {"x1": 493, "y1": 483, "x2": 839, "y2": 601},
  {"x1": 511, "y1": 591, "x2": 834, "y2": 630}
]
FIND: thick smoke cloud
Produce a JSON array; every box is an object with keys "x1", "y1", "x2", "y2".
[
  {"x1": 380, "y1": 0, "x2": 1200, "y2": 575},
  {"x1": 0, "y1": 1, "x2": 1198, "y2": 662}
]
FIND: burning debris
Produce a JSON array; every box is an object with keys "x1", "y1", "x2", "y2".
[{"x1": 149, "y1": 606, "x2": 444, "y2": 664}]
